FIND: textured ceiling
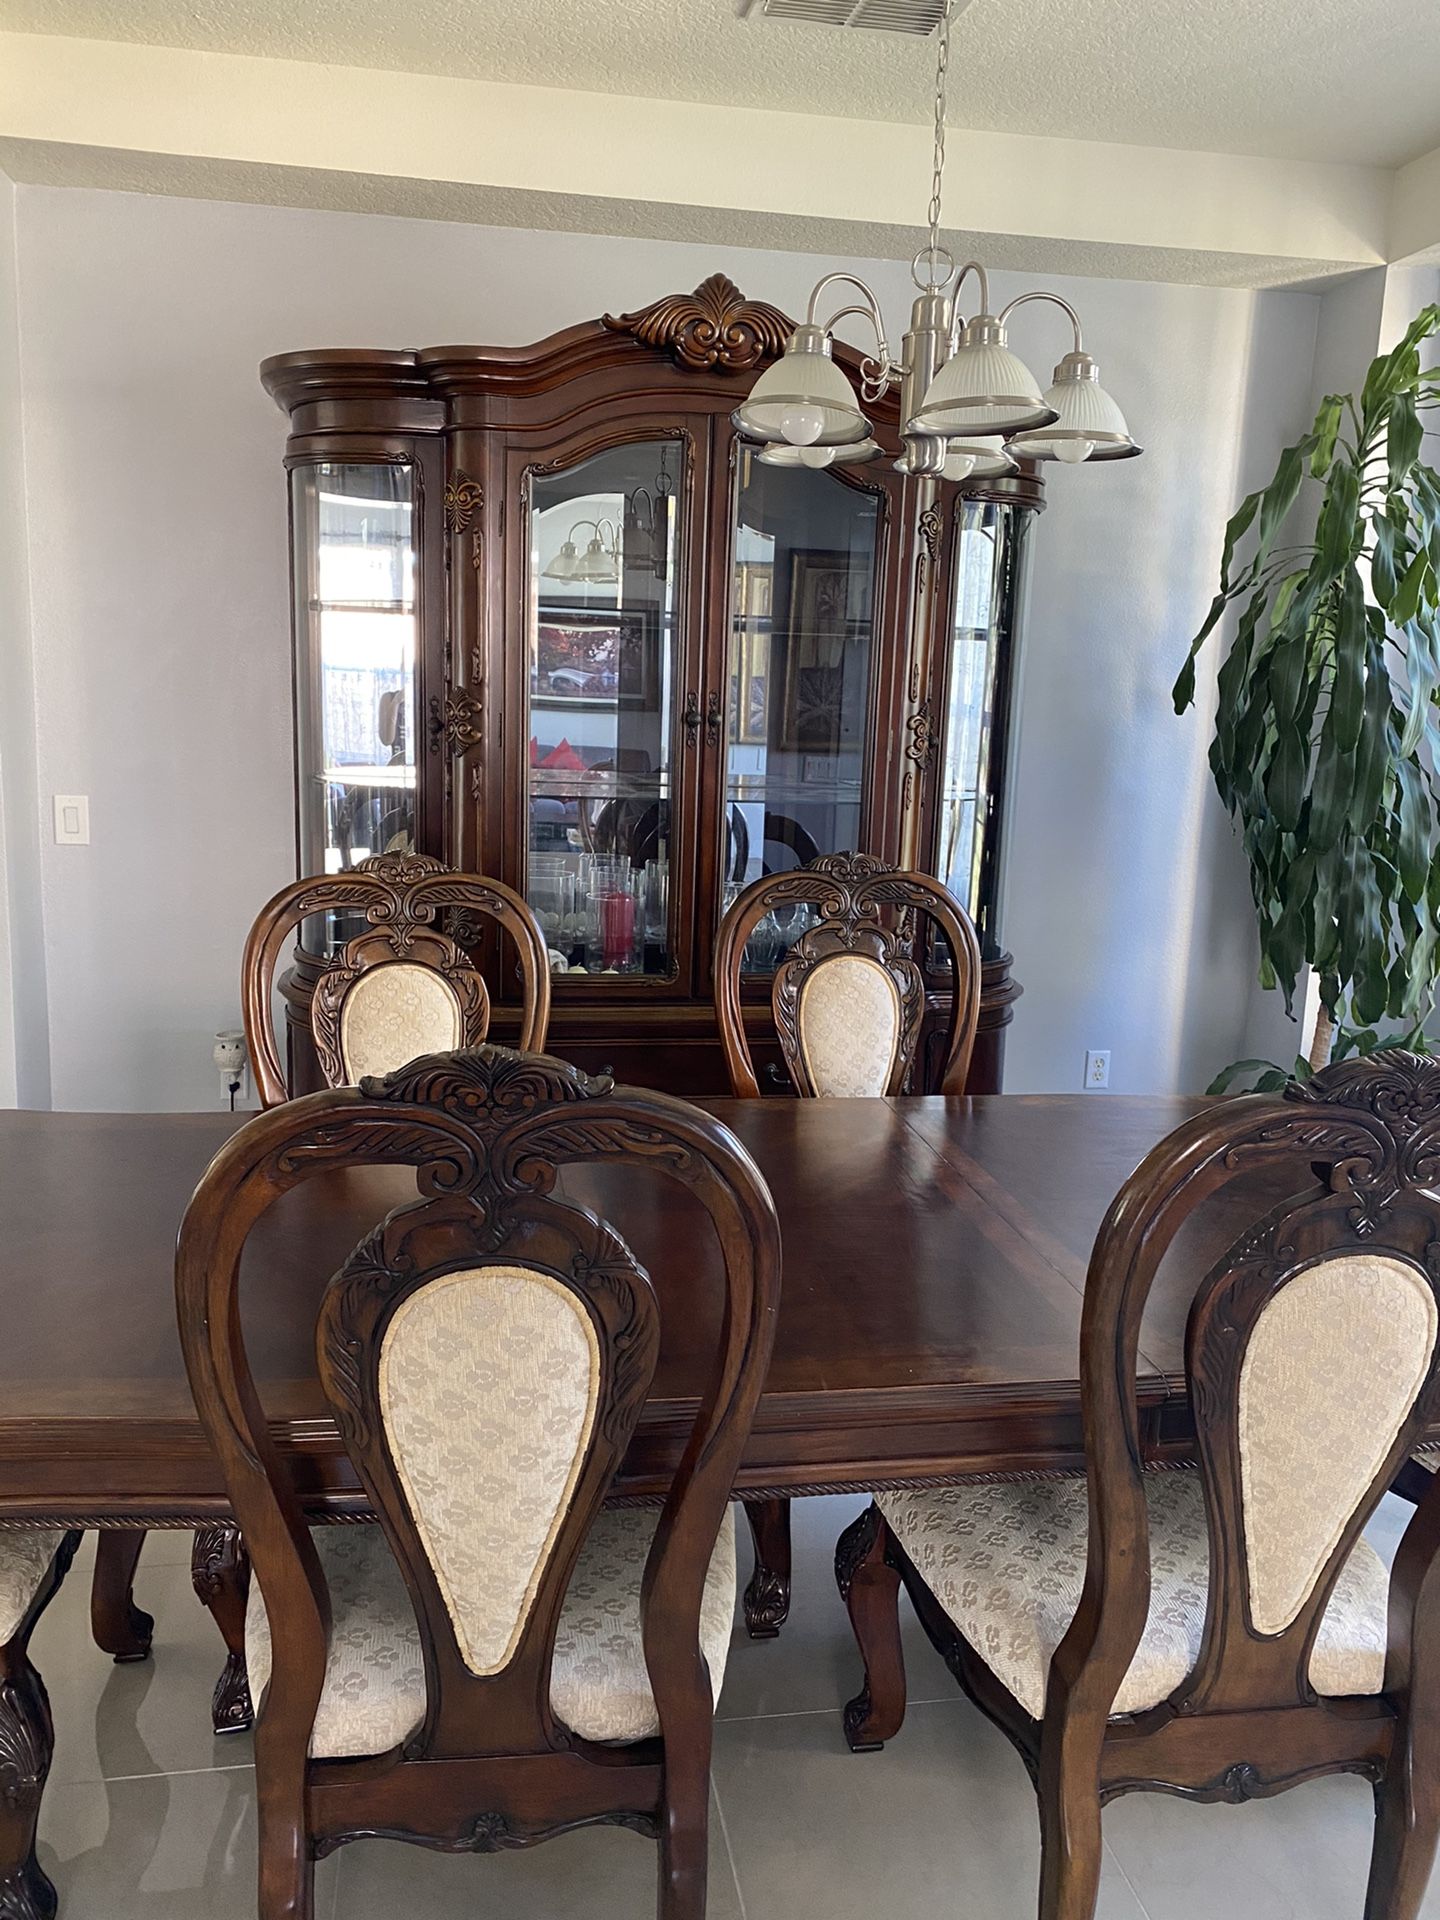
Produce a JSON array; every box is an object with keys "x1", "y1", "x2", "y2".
[{"x1": 2, "y1": 0, "x2": 1437, "y2": 170}]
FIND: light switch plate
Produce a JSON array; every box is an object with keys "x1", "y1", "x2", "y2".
[{"x1": 53, "y1": 794, "x2": 90, "y2": 844}]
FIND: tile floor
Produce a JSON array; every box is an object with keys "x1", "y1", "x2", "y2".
[{"x1": 24, "y1": 1492, "x2": 1438, "y2": 1918}]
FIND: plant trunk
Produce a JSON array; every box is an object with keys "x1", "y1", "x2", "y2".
[{"x1": 1308, "y1": 1001, "x2": 1336, "y2": 1073}]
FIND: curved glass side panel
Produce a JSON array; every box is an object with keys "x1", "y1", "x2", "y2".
[
  {"x1": 526, "y1": 441, "x2": 682, "y2": 980},
  {"x1": 290, "y1": 460, "x2": 417, "y2": 954},
  {"x1": 936, "y1": 497, "x2": 1030, "y2": 955},
  {"x1": 723, "y1": 450, "x2": 881, "y2": 973}
]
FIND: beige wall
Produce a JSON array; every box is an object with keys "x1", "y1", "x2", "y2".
[{"x1": 7, "y1": 184, "x2": 1324, "y2": 1106}]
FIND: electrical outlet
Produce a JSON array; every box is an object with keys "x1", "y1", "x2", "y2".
[{"x1": 1084, "y1": 1049, "x2": 1111, "y2": 1090}]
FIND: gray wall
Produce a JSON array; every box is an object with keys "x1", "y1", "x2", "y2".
[
  {"x1": 0, "y1": 174, "x2": 48, "y2": 1107},
  {"x1": 5, "y1": 185, "x2": 1325, "y2": 1107}
]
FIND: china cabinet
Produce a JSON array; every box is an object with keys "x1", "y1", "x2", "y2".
[{"x1": 262, "y1": 273, "x2": 1041, "y2": 1093}]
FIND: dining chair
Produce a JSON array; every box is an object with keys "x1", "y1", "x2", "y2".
[
  {"x1": 0, "y1": 1528, "x2": 81, "y2": 1918},
  {"x1": 112, "y1": 855, "x2": 553, "y2": 1731},
  {"x1": 713, "y1": 850, "x2": 981, "y2": 1639},
  {"x1": 241, "y1": 851, "x2": 551, "y2": 1107},
  {"x1": 175, "y1": 1045, "x2": 780, "y2": 1920},
  {"x1": 838, "y1": 1047, "x2": 1440, "y2": 1920}
]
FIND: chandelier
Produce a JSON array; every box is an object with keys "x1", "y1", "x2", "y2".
[{"x1": 734, "y1": 0, "x2": 1140, "y2": 479}]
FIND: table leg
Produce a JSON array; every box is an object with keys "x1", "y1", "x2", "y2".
[
  {"x1": 191, "y1": 1527, "x2": 253, "y2": 1736},
  {"x1": 89, "y1": 1531, "x2": 153, "y2": 1664},
  {"x1": 742, "y1": 1498, "x2": 792, "y2": 1639},
  {"x1": 0, "y1": 1530, "x2": 81, "y2": 1920}
]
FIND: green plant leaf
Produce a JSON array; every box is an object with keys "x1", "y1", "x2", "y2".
[
  {"x1": 1330, "y1": 571, "x2": 1367, "y2": 753},
  {"x1": 1312, "y1": 395, "x2": 1343, "y2": 476},
  {"x1": 1393, "y1": 546, "x2": 1434, "y2": 627},
  {"x1": 1389, "y1": 390, "x2": 1424, "y2": 490},
  {"x1": 1204, "y1": 1058, "x2": 1288, "y2": 1095},
  {"x1": 1396, "y1": 758, "x2": 1432, "y2": 901}
]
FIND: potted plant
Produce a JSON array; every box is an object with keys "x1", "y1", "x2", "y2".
[{"x1": 1174, "y1": 305, "x2": 1440, "y2": 1089}]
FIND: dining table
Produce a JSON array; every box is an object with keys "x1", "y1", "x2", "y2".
[
  {"x1": 0, "y1": 1091, "x2": 1232, "y2": 1536},
  {"x1": 3, "y1": 1081, "x2": 1378, "y2": 1906}
]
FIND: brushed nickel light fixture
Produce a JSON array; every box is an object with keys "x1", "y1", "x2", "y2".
[{"x1": 734, "y1": 0, "x2": 1139, "y2": 474}]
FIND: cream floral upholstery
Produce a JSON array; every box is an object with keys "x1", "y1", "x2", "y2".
[
  {"x1": 796, "y1": 953, "x2": 901, "y2": 1098},
  {"x1": 879, "y1": 1471, "x2": 1388, "y2": 1721},
  {"x1": 1238, "y1": 1252, "x2": 1436, "y2": 1633},
  {"x1": 0, "y1": 1528, "x2": 64, "y2": 1642},
  {"x1": 379, "y1": 1265, "x2": 601, "y2": 1676},
  {"x1": 338, "y1": 961, "x2": 462, "y2": 1083},
  {"x1": 246, "y1": 1507, "x2": 737, "y2": 1758}
]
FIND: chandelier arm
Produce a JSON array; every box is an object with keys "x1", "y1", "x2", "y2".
[
  {"x1": 944, "y1": 261, "x2": 994, "y2": 349},
  {"x1": 996, "y1": 290, "x2": 1085, "y2": 355},
  {"x1": 806, "y1": 281, "x2": 901, "y2": 393}
]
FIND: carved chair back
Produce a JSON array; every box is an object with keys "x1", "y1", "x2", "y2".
[
  {"x1": 713, "y1": 852, "x2": 981, "y2": 1099},
  {"x1": 175, "y1": 1047, "x2": 779, "y2": 1827},
  {"x1": 1059, "y1": 1050, "x2": 1440, "y2": 1733},
  {"x1": 242, "y1": 853, "x2": 550, "y2": 1106}
]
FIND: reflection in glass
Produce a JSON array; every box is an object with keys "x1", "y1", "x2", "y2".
[
  {"x1": 527, "y1": 442, "x2": 680, "y2": 979},
  {"x1": 936, "y1": 497, "x2": 1029, "y2": 952},
  {"x1": 291, "y1": 461, "x2": 417, "y2": 952},
  {"x1": 723, "y1": 449, "x2": 881, "y2": 971}
]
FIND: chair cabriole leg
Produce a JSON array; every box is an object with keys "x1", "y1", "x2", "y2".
[
  {"x1": 1036, "y1": 1721, "x2": 1104, "y2": 1920},
  {"x1": 835, "y1": 1503, "x2": 907, "y2": 1752},
  {"x1": 0, "y1": 1532, "x2": 81, "y2": 1920},
  {"x1": 192, "y1": 1525, "x2": 254, "y2": 1734}
]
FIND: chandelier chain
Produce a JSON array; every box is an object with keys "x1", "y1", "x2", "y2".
[{"x1": 925, "y1": 0, "x2": 953, "y2": 274}]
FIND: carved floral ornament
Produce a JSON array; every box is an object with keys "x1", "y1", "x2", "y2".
[{"x1": 603, "y1": 273, "x2": 792, "y2": 374}]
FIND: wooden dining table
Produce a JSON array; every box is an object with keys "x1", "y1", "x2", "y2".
[{"x1": 0, "y1": 1092, "x2": 1226, "y2": 1538}]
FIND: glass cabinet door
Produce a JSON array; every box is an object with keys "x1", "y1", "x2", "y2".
[
  {"x1": 525, "y1": 441, "x2": 682, "y2": 980},
  {"x1": 290, "y1": 460, "x2": 418, "y2": 950},
  {"x1": 722, "y1": 449, "x2": 882, "y2": 971},
  {"x1": 935, "y1": 496, "x2": 1030, "y2": 953}
]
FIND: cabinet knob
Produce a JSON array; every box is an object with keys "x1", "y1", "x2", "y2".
[
  {"x1": 683, "y1": 691, "x2": 701, "y2": 746},
  {"x1": 705, "y1": 691, "x2": 723, "y2": 749}
]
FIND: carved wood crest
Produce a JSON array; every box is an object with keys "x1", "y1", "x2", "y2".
[{"x1": 602, "y1": 273, "x2": 792, "y2": 373}]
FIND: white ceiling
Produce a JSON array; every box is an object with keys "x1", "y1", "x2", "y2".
[{"x1": 3, "y1": 0, "x2": 1437, "y2": 171}]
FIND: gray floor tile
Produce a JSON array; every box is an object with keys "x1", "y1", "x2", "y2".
[
  {"x1": 1103, "y1": 1773, "x2": 1440, "y2": 1920},
  {"x1": 37, "y1": 1768, "x2": 339, "y2": 1919},
  {"x1": 720, "y1": 1494, "x2": 957, "y2": 1722},
  {"x1": 334, "y1": 1786, "x2": 742, "y2": 1918},
  {"x1": 29, "y1": 1541, "x2": 250, "y2": 1786},
  {"x1": 713, "y1": 1701, "x2": 1146, "y2": 1920}
]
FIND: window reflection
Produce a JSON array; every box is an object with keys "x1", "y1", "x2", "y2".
[
  {"x1": 936, "y1": 498, "x2": 1028, "y2": 952},
  {"x1": 527, "y1": 442, "x2": 680, "y2": 980},
  {"x1": 292, "y1": 461, "x2": 417, "y2": 953},
  {"x1": 723, "y1": 452, "x2": 880, "y2": 972}
]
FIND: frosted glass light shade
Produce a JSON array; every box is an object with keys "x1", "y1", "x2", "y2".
[
  {"x1": 574, "y1": 536, "x2": 618, "y2": 582},
  {"x1": 943, "y1": 437, "x2": 1016, "y2": 482},
  {"x1": 759, "y1": 437, "x2": 881, "y2": 469},
  {"x1": 910, "y1": 315, "x2": 1057, "y2": 438},
  {"x1": 734, "y1": 324, "x2": 870, "y2": 448},
  {"x1": 543, "y1": 540, "x2": 580, "y2": 581},
  {"x1": 1007, "y1": 352, "x2": 1141, "y2": 462}
]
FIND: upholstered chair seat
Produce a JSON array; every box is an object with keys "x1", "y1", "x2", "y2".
[
  {"x1": 246, "y1": 1506, "x2": 738, "y2": 1758},
  {"x1": 878, "y1": 1470, "x2": 1389, "y2": 1721},
  {"x1": 0, "y1": 1529, "x2": 66, "y2": 1642}
]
